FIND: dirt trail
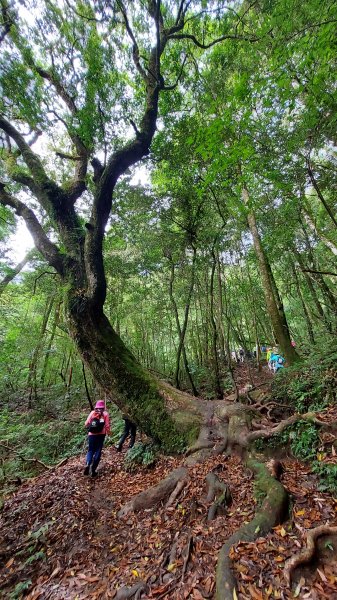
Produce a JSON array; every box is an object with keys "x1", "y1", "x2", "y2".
[{"x1": 1, "y1": 364, "x2": 336, "y2": 599}]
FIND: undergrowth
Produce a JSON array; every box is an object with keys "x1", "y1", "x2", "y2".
[
  {"x1": 257, "y1": 341, "x2": 337, "y2": 493},
  {"x1": 124, "y1": 441, "x2": 158, "y2": 472}
]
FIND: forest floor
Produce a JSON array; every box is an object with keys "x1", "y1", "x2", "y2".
[{"x1": 1, "y1": 364, "x2": 337, "y2": 600}]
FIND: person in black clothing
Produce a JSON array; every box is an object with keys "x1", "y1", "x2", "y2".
[{"x1": 116, "y1": 415, "x2": 137, "y2": 451}]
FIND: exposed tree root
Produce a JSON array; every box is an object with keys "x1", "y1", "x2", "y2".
[
  {"x1": 216, "y1": 403, "x2": 337, "y2": 449},
  {"x1": 165, "y1": 477, "x2": 188, "y2": 508},
  {"x1": 118, "y1": 467, "x2": 188, "y2": 517},
  {"x1": 205, "y1": 472, "x2": 231, "y2": 521},
  {"x1": 215, "y1": 458, "x2": 288, "y2": 600},
  {"x1": 246, "y1": 412, "x2": 337, "y2": 444},
  {"x1": 117, "y1": 400, "x2": 334, "y2": 597},
  {"x1": 284, "y1": 525, "x2": 337, "y2": 586},
  {"x1": 181, "y1": 534, "x2": 193, "y2": 582}
]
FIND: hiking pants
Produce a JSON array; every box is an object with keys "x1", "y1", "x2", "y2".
[
  {"x1": 117, "y1": 419, "x2": 137, "y2": 450},
  {"x1": 86, "y1": 434, "x2": 105, "y2": 470}
]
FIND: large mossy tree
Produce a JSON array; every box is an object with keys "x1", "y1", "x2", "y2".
[
  {"x1": 0, "y1": 0, "x2": 260, "y2": 450},
  {"x1": 1, "y1": 0, "x2": 336, "y2": 450}
]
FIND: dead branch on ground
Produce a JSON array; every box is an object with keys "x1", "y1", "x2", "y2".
[{"x1": 0, "y1": 442, "x2": 69, "y2": 471}]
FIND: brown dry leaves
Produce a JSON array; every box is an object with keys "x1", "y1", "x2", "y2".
[{"x1": 1, "y1": 410, "x2": 336, "y2": 599}]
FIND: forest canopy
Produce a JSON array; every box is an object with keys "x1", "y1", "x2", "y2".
[{"x1": 0, "y1": 0, "x2": 336, "y2": 440}]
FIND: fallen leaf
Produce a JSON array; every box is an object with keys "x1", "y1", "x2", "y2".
[
  {"x1": 5, "y1": 557, "x2": 14, "y2": 568},
  {"x1": 317, "y1": 568, "x2": 327, "y2": 583}
]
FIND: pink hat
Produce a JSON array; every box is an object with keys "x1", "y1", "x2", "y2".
[{"x1": 95, "y1": 400, "x2": 105, "y2": 409}]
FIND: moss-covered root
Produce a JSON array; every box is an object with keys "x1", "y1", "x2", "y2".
[{"x1": 215, "y1": 458, "x2": 288, "y2": 600}]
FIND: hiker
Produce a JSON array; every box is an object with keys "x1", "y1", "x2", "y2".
[
  {"x1": 116, "y1": 415, "x2": 137, "y2": 452},
  {"x1": 266, "y1": 347, "x2": 273, "y2": 370},
  {"x1": 231, "y1": 350, "x2": 238, "y2": 363},
  {"x1": 273, "y1": 353, "x2": 285, "y2": 373},
  {"x1": 239, "y1": 348, "x2": 245, "y2": 363},
  {"x1": 269, "y1": 349, "x2": 285, "y2": 373},
  {"x1": 84, "y1": 400, "x2": 110, "y2": 477}
]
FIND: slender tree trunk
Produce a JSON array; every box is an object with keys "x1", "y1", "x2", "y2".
[
  {"x1": 242, "y1": 186, "x2": 299, "y2": 364},
  {"x1": 306, "y1": 162, "x2": 337, "y2": 229},
  {"x1": 210, "y1": 246, "x2": 223, "y2": 398},
  {"x1": 301, "y1": 222, "x2": 337, "y2": 316},
  {"x1": 27, "y1": 293, "x2": 55, "y2": 407},
  {"x1": 216, "y1": 253, "x2": 228, "y2": 363},
  {"x1": 221, "y1": 262, "x2": 239, "y2": 400},
  {"x1": 82, "y1": 362, "x2": 93, "y2": 410},
  {"x1": 168, "y1": 255, "x2": 198, "y2": 395},
  {"x1": 193, "y1": 297, "x2": 204, "y2": 366},
  {"x1": 293, "y1": 247, "x2": 332, "y2": 333},
  {"x1": 40, "y1": 298, "x2": 62, "y2": 386},
  {"x1": 291, "y1": 263, "x2": 315, "y2": 345},
  {"x1": 303, "y1": 207, "x2": 337, "y2": 256},
  {"x1": 246, "y1": 263, "x2": 261, "y2": 370}
]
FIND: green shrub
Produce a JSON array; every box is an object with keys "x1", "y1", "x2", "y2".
[
  {"x1": 124, "y1": 441, "x2": 158, "y2": 471},
  {"x1": 312, "y1": 462, "x2": 337, "y2": 493}
]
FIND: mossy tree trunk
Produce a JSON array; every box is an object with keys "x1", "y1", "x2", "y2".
[
  {"x1": 241, "y1": 186, "x2": 299, "y2": 365},
  {"x1": 66, "y1": 290, "x2": 200, "y2": 451}
]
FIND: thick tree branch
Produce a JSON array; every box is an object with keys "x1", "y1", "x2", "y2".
[
  {"x1": 0, "y1": 183, "x2": 66, "y2": 275},
  {"x1": 301, "y1": 268, "x2": 337, "y2": 278},
  {"x1": 0, "y1": 115, "x2": 59, "y2": 194},
  {"x1": 0, "y1": 250, "x2": 34, "y2": 295},
  {"x1": 83, "y1": 3, "x2": 165, "y2": 307},
  {"x1": 1, "y1": 3, "x2": 88, "y2": 200},
  {"x1": 167, "y1": 32, "x2": 259, "y2": 48},
  {"x1": 117, "y1": 0, "x2": 148, "y2": 81}
]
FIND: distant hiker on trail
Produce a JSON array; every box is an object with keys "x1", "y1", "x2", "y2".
[
  {"x1": 84, "y1": 400, "x2": 110, "y2": 477},
  {"x1": 231, "y1": 350, "x2": 238, "y2": 363},
  {"x1": 239, "y1": 348, "x2": 245, "y2": 363},
  {"x1": 269, "y1": 349, "x2": 285, "y2": 373},
  {"x1": 116, "y1": 415, "x2": 137, "y2": 452},
  {"x1": 266, "y1": 347, "x2": 273, "y2": 370}
]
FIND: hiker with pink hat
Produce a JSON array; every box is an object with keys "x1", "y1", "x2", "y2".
[{"x1": 84, "y1": 400, "x2": 110, "y2": 477}]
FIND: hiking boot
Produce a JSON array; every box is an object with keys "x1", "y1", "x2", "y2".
[
  {"x1": 115, "y1": 445, "x2": 122, "y2": 452},
  {"x1": 83, "y1": 465, "x2": 90, "y2": 476},
  {"x1": 91, "y1": 470, "x2": 98, "y2": 478}
]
